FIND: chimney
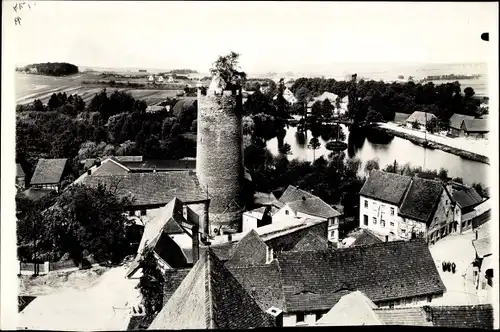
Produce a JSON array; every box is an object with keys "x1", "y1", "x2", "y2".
[
  {"x1": 266, "y1": 307, "x2": 283, "y2": 327},
  {"x1": 192, "y1": 224, "x2": 200, "y2": 264},
  {"x1": 385, "y1": 235, "x2": 389, "y2": 243}
]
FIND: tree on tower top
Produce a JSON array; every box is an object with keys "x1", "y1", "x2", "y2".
[{"x1": 209, "y1": 51, "x2": 247, "y2": 90}]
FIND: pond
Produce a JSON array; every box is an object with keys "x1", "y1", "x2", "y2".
[{"x1": 265, "y1": 119, "x2": 489, "y2": 186}]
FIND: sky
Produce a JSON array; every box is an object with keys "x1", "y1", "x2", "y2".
[{"x1": 5, "y1": 1, "x2": 498, "y2": 74}]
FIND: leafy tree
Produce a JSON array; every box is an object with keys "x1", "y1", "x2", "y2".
[
  {"x1": 307, "y1": 137, "x2": 321, "y2": 161},
  {"x1": 472, "y1": 182, "x2": 486, "y2": 197},
  {"x1": 464, "y1": 87, "x2": 475, "y2": 99},
  {"x1": 452, "y1": 177, "x2": 464, "y2": 184},
  {"x1": 311, "y1": 101, "x2": 324, "y2": 120},
  {"x1": 43, "y1": 184, "x2": 134, "y2": 264},
  {"x1": 411, "y1": 120, "x2": 421, "y2": 130},
  {"x1": 364, "y1": 158, "x2": 380, "y2": 175},
  {"x1": 209, "y1": 51, "x2": 247, "y2": 88},
  {"x1": 136, "y1": 247, "x2": 165, "y2": 317},
  {"x1": 279, "y1": 143, "x2": 292, "y2": 155},
  {"x1": 426, "y1": 117, "x2": 439, "y2": 133},
  {"x1": 322, "y1": 99, "x2": 335, "y2": 118},
  {"x1": 366, "y1": 109, "x2": 384, "y2": 123},
  {"x1": 438, "y1": 167, "x2": 449, "y2": 181}
]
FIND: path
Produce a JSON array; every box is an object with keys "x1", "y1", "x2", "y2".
[{"x1": 379, "y1": 122, "x2": 489, "y2": 157}]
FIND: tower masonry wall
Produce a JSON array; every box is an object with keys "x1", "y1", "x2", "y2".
[{"x1": 196, "y1": 89, "x2": 244, "y2": 233}]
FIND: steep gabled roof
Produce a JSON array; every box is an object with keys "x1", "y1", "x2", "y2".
[
  {"x1": 91, "y1": 159, "x2": 130, "y2": 176},
  {"x1": 276, "y1": 239, "x2": 445, "y2": 313},
  {"x1": 316, "y1": 291, "x2": 382, "y2": 326},
  {"x1": 398, "y1": 178, "x2": 444, "y2": 224},
  {"x1": 150, "y1": 231, "x2": 189, "y2": 268},
  {"x1": 359, "y1": 170, "x2": 412, "y2": 205},
  {"x1": 462, "y1": 119, "x2": 489, "y2": 133},
  {"x1": 16, "y1": 164, "x2": 25, "y2": 178},
  {"x1": 228, "y1": 261, "x2": 285, "y2": 312},
  {"x1": 346, "y1": 228, "x2": 384, "y2": 247},
  {"x1": 452, "y1": 187, "x2": 483, "y2": 209},
  {"x1": 225, "y1": 230, "x2": 268, "y2": 267},
  {"x1": 30, "y1": 158, "x2": 67, "y2": 185},
  {"x1": 148, "y1": 249, "x2": 273, "y2": 329},
  {"x1": 162, "y1": 268, "x2": 192, "y2": 305},
  {"x1": 405, "y1": 111, "x2": 437, "y2": 124},
  {"x1": 279, "y1": 185, "x2": 316, "y2": 203},
  {"x1": 449, "y1": 113, "x2": 474, "y2": 129},
  {"x1": 82, "y1": 171, "x2": 207, "y2": 206},
  {"x1": 291, "y1": 230, "x2": 329, "y2": 252},
  {"x1": 287, "y1": 197, "x2": 341, "y2": 219}
]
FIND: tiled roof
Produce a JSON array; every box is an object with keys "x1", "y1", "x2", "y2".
[
  {"x1": 121, "y1": 159, "x2": 196, "y2": 171},
  {"x1": 348, "y1": 229, "x2": 384, "y2": 247},
  {"x1": 263, "y1": 219, "x2": 328, "y2": 252},
  {"x1": 425, "y1": 304, "x2": 494, "y2": 329},
  {"x1": 228, "y1": 261, "x2": 285, "y2": 312},
  {"x1": 316, "y1": 291, "x2": 383, "y2": 326},
  {"x1": 151, "y1": 231, "x2": 189, "y2": 268},
  {"x1": 279, "y1": 185, "x2": 341, "y2": 219},
  {"x1": 82, "y1": 171, "x2": 207, "y2": 207},
  {"x1": 148, "y1": 248, "x2": 273, "y2": 329},
  {"x1": 16, "y1": 164, "x2": 25, "y2": 178},
  {"x1": 290, "y1": 230, "x2": 329, "y2": 252},
  {"x1": 210, "y1": 242, "x2": 236, "y2": 261},
  {"x1": 399, "y1": 178, "x2": 444, "y2": 224},
  {"x1": 225, "y1": 230, "x2": 268, "y2": 267},
  {"x1": 279, "y1": 185, "x2": 316, "y2": 203},
  {"x1": 91, "y1": 159, "x2": 129, "y2": 176},
  {"x1": 359, "y1": 170, "x2": 412, "y2": 205},
  {"x1": 472, "y1": 236, "x2": 491, "y2": 258},
  {"x1": 449, "y1": 113, "x2": 474, "y2": 129},
  {"x1": 373, "y1": 307, "x2": 432, "y2": 326},
  {"x1": 405, "y1": 111, "x2": 437, "y2": 124},
  {"x1": 393, "y1": 112, "x2": 411, "y2": 124},
  {"x1": 452, "y1": 187, "x2": 483, "y2": 209},
  {"x1": 287, "y1": 197, "x2": 341, "y2": 219},
  {"x1": 126, "y1": 198, "x2": 190, "y2": 278},
  {"x1": 276, "y1": 239, "x2": 445, "y2": 312},
  {"x1": 462, "y1": 119, "x2": 489, "y2": 133},
  {"x1": 163, "y1": 268, "x2": 192, "y2": 305},
  {"x1": 171, "y1": 99, "x2": 197, "y2": 116},
  {"x1": 30, "y1": 158, "x2": 67, "y2": 185}
]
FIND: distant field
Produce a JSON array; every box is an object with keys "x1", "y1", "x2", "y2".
[{"x1": 16, "y1": 73, "x2": 184, "y2": 106}]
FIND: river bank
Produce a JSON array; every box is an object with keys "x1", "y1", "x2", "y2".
[{"x1": 373, "y1": 124, "x2": 490, "y2": 165}]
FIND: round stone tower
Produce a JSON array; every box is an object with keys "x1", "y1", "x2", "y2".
[{"x1": 196, "y1": 76, "x2": 245, "y2": 234}]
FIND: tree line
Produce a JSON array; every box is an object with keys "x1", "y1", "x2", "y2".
[
  {"x1": 16, "y1": 89, "x2": 197, "y2": 184},
  {"x1": 16, "y1": 62, "x2": 79, "y2": 76},
  {"x1": 290, "y1": 77, "x2": 486, "y2": 127}
]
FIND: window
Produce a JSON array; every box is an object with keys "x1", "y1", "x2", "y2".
[
  {"x1": 381, "y1": 220, "x2": 385, "y2": 227},
  {"x1": 364, "y1": 200, "x2": 368, "y2": 208},
  {"x1": 285, "y1": 210, "x2": 289, "y2": 215},
  {"x1": 296, "y1": 313, "x2": 305, "y2": 323},
  {"x1": 363, "y1": 215, "x2": 368, "y2": 226},
  {"x1": 328, "y1": 218, "x2": 334, "y2": 226},
  {"x1": 373, "y1": 217, "x2": 377, "y2": 225},
  {"x1": 330, "y1": 230, "x2": 335, "y2": 239},
  {"x1": 141, "y1": 210, "x2": 147, "y2": 216},
  {"x1": 390, "y1": 207, "x2": 395, "y2": 216},
  {"x1": 389, "y1": 302, "x2": 394, "y2": 309},
  {"x1": 390, "y1": 222, "x2": 395, "y2": 227}
]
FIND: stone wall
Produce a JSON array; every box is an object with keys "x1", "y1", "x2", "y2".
[{"x1": 196, "y1": 89, "x2": 245, "y2": 233}]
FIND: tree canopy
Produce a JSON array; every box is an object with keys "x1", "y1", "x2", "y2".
[{"x1": 209, "y1": 51, "x2": 247, "y2": 88}]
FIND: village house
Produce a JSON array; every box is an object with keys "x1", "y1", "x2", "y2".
[
  {"x1": 315, "y1": 291, "x2": 493, "y2": 329},
  {"x1": 460, "y1": 118, "x2": 489, "y2": 138},
  {"x1": 147, "y1": 248, "x2": 276, "y2": 329},
  {"x1": 148, "y1": 75, "x2": 154, "y2": 82},
  {"x1": 450, "y1": 182, "x2": 487, "y2": 232},
  {"x1": 273, "y1": 87, "x2": 297, "y2": 104},
  {"x1": 226, "y1": 239, "x2": 445, "y2": 327},
  {"x1": 405, "y1": 111, "x2": 437, "y2": 129},
  {"x1": 156, "y1": 75, "x2": 164, "y2": 83},
  {"x1": 16, "y1": 163, "x2": 26, "y2": 191},
  {"x1": 359, "y1": 170, "x2": 456, "y2": 244},
  {"x1": 242, "y1": 206, "x2": 273, "y2": 232},
  {"x1": 29, "y1": 158, "x2": 68, "y2": 193},
  {"x1": 472, "y1": 223, "x2": 493, "y2": 292},
  {"x1": 448, "y1": 113, "x2": 475, "y2": 137},
  {"x1": 273, "y1": 185, "x2": 342, "y2": 243},
  {"x1": 78, "y1": 157, "x2": 209, "y2": 225},
  {"x1": 126, "y1": 198, "x2": 203, "y2": 279}
]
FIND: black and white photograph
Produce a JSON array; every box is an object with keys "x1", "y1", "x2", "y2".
[{"x1": 1, "y1": 1, "x2": 498, "y2": 330}]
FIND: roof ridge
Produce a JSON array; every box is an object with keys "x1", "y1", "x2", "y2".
[
  {"x1": 204, "y1": 250, "x2": 214, "y2": 329},
  {"x1": 275, "y1": 258, "x2": 287, "y2": 312}
]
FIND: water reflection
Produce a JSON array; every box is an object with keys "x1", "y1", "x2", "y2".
[{"x1": 266, "y1": 122, "x2": 488, "y2": 185}]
